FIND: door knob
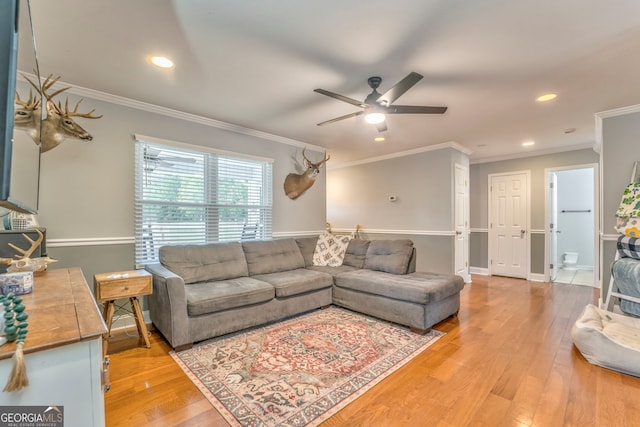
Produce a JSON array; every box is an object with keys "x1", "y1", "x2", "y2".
[
  {"x1": 455, "y1": 231, "x2": 462, "y2": 235},
  {"x1": 520, "y1": 229, "x2": 526, "y2": 238}
]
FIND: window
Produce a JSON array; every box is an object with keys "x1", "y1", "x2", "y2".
[{"x1": 134, "y1": 137, "x2": 273, "y2": 266}]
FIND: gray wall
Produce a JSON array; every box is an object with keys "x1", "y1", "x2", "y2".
[
  {"x1": 601, "y1": 109, "x2": 640, "y2": 297},
  {"x1": 327, "y1": 146, "x2": 468, "y2": 274},
  {"x1": 469, "y1": 148, "x2": 599, "y2": 275},
  {"x1": 14, "y1": 81, "x2": 326, "y2": 292}
]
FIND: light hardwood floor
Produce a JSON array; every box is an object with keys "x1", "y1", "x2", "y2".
[{"x1": 104, "y1": 275, "x2": 640, "y2": 426}]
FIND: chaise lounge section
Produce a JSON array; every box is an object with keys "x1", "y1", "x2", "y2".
[{"x1": 145, "y1": 236, "x2": 464, "y2": 350}]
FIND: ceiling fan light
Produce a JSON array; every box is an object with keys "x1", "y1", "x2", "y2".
[
  {"x1": 150, "y1": 56, "x2": 174, "y2": 68},
  {"x1": 365, "y1": 112, "x2": 386, "y2": 124}
]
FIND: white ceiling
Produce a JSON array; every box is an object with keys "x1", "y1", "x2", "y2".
[{"x1": 16, "y1": 0, "x2": 640, "y2": 164}]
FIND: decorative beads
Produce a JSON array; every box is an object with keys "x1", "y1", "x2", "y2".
[{"x1": 0, "y1": 293, "x2": 28, "y2": 344}]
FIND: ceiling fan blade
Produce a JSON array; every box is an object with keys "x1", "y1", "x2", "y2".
[
  {"x1": 314, "y1": 89, "x2": 366, "y2": 108},
  {"x1": 376, "y1": 121, "x2": 388, "y2": 133},
  {"x1": 317, "y1": 111, "x2": 363, "y2": 126},
  {"x1": 387, "y1": 105, "x2": 448, "y2": 114},
  {"x1": 376, "y1": 72, "x2": 423, "y2": 106}
]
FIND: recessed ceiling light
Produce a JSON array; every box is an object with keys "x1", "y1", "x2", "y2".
[
  {"x1": 374, "y1": 137, "x2": 385, "y2": 142},
  {"x1": 522, "y1": 141, "x2": 535, "y2": 147},
  {"x1": 536, "y1": 93, "x2": 557, "y2": 102},
  {"x1": 150, "y1": 56, "x2": 174, "y2": 68}
]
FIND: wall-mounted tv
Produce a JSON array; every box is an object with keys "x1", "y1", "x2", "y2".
[{"x1": 0, "y1": 0, "x2": 41, "y2": 215}]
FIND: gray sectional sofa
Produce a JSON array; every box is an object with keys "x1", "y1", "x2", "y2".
[{"x1": 145, "y1": 236, "x2": 464, "y2": 350}]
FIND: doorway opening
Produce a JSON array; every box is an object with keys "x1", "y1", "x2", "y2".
[{"x1": 545, "y1": 164, "x2": 598, "y2": 286}]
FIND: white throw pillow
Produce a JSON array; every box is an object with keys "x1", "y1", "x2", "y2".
[{"x1": 312, "y1": 232, "x2": 352, "y2": 266}]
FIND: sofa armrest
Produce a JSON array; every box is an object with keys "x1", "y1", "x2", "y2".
[{"x1": 145, "y1": 263, "x2": 191, "y2": 348}]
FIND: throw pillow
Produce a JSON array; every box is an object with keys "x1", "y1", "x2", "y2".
[{"x1": 312, "y1": 232, "x2": 352, "y2": 266}]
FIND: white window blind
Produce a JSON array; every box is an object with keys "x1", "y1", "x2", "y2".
[{"x1": 134, "y1": 140, "x2": 273, "y2": 267}]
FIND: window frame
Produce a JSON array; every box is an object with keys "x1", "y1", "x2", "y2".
[{"x1": 133, "y1": 134, "x2": 273, "y2": 267}]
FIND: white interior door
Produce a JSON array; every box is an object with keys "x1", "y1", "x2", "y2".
[
  {"x1": 549, "y1": 172, "x2": 558, "y2": 281},
  {"x1": 454, "y1": 164, "x2": 469, "y2": 282},
  {"x1": 490, "y1": 172, "x2": 529, "y2": 278}
]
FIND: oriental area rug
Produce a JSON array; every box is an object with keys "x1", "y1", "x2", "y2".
[{"x1": 171, "y1": 307, "x2": 443, "y2": 427}]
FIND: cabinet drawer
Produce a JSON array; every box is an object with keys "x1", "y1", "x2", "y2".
[{"x1": 94, "y1": 272, "x2": 152, "y2": 301}]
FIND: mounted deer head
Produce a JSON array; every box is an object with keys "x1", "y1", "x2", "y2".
[
  {"x1": 17, "y1": 74, "x2": 102, "y2": 152},
  {"x1": 283, "y1": 148, "x2": 330, "y2": 200},
  {"x1": 13, "y1": 89, "x2": 41, "y2": 141}
]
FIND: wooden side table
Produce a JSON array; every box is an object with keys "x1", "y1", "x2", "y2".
[{"x1": 94, "y1": 270, "x2": 152, "y2": 357}]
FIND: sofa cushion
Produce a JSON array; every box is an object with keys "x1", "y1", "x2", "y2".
[
  {"x1": 159, "y1": 242, "x2": 248, "y2": 284},
  {"x1": 242, "y1": 239, "x2": 305, "y2": 275},
  {"x1": 363, "y1": 240, "x2": 414, "y2": 274},
  {"x1": 296, "y1": 236, "x2": 319, "y2": 267},
  {"x1": 335, "y1": 270, "x2": 464, "y2": 304},
  {"x1": 313, "y1": 232, "x2": 353, "y2": 266},
  {"x1": 343, "y1": 239, "x2": 371, "y2": 268},
  {"x1": 185, "y1": 277, "x2": 274, "y2": 316},
  {"x1": 253, "y1": 268, "x2": 333, "y2": 298}
]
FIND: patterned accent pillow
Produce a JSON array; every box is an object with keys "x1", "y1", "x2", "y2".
[
  {"x1": 312, "y1": 232, "x2": 352, "y2": 266},
  {"x1": 615, "y1": 181, "x2": 640, "y2": 236}
]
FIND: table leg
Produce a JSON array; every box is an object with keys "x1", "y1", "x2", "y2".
[
  {"x1": 102, "y1": 300, "x2": 115, "y2": 358},
  {"x1": 130, "y1": 297, "x2": 151, "y2": 349}
]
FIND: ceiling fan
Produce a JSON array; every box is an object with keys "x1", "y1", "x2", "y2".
[{"x1": 314, "y1": 72, "x2": 447, "y2": 132}]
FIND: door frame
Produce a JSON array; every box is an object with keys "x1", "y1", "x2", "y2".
[
  {"x1": 487, "y1": 170, "x2": 531, "y2": 279},
  {"x1": 544, "y1": 163, "x2": 599, "y2": 285},
  {"x1": 454, "y1": 163, "x2": 470, "y2": 283}
]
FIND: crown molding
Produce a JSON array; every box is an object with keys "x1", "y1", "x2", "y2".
[
  {"x1": 594, "y1": 103, "x2": 640, "y2": 151},
  {"x1": 470, "y1": 142, "x2": 596, "y2": 165},
  {"x1": 16, "y1": 72, "x2": 325, "y2": 152},
  {"x1": 329, "y1": 141, "x2": 471, "y2": 170}
]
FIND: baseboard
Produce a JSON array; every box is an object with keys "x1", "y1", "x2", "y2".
[
  {"x1": 470, "y1": 267, "x2": 489, "y2": 276},
  {"x1": 529, "y1": 273, "x2": 545, "y2": 282},
  {"x1": 110, "y1": 310, "x2": 151, "y2": 331}
]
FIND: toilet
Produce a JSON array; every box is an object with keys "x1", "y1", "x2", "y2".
[{"x1": 563, "y1": 252, "x2": 579, "y2": 270}]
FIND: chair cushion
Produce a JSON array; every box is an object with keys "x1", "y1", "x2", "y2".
[
  {"x1": 242, "y1": 239, "x2": 305, "y2": 275},
  {"x1": 185, "y1": 277, "x2": 274, "y2": 316},
  {"x1": 253, "y1": 268, "x2": 333, "y2": 298},
  {"x1": 363, "y1": 240, "x2": 414, "y2": 274},
  {"x1": 159, "y1": 242, "x2": 248, "y2": 284}
]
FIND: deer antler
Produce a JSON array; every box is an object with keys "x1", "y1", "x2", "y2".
[
  {"x1": 316, "y1": 152, "x2": 330, "y2": 168},
  {"x1": 14, "y1": 89, "x2": 40, "y2": 110},
  {"x1": 301, "y1": 147, "x2": 330, "y2": 167},
  {"x1": 23, "y1": 73, "x2": 71, "y2": 101},
  {"x1": 302, "y1": 147, "x2": 311, "y2": 166},
  {"x1": 8, "y1": 229, "x2": 44, "y2": 260},
  {"x1": 56, "y1": 97, "x2": 103, "y2": 119}
]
